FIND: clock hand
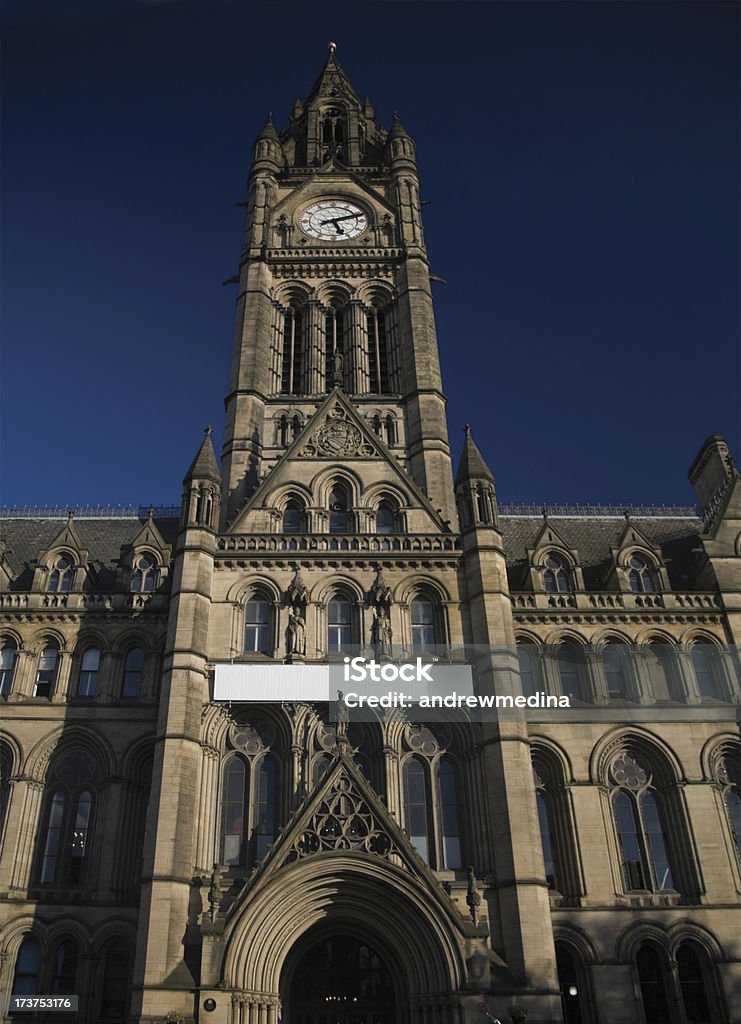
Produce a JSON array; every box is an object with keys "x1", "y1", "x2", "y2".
[{"x1": 318, "y1": 213, "x2": 358, "y2": 226}]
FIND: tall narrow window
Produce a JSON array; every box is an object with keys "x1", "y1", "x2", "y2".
[
  {"x1": 78, "y1": 648, "x2": 100, "y2": 698},
  {"x1": 557, "y1": 643, "x2": 585, "y2": 702},
  {"x1": 720, "y1": 757, "x2": 741, "y2": 863},
  {"x1": 244, "y1": 596, "x2": 270, "y2": 654},
  {"x1": 677, "y1": 943, "x2": 712, "y2": 1023},
  {"x1": 543, "y1": 554, "x2": 571, "y2": 593},
  {"x1": 376, "y1": 503, "x2": 396, "y2": 534},
  {"x1": 69, "y1": 790, "x2": 92, "y2": 884},
  {"x1": 325, "y1": 308, "x2": 345, "y2": 390},
  {"x1": 403, "y1": 757, "x2": 430, "y2": 863},
  {"x1": 0, "y1": 743, "x2": 11, "y2": 835},
  {"x1": 555, "y1": 944, "x2": 584, "y2": 1024},
  {"x1": 411, "y1": 597, "x2": 436, "y2": 653},
  {"x1": 121, "y1": 648, "x2": 144, "y2": 699},
  {"x1": 636, "y1": 945, "x2": 672, "y2": 1024},
  {"x1": 536, "y1": 788, "x2": 560, "y2": 890},
  {"x1": 603, "y1": 643, "x2": 628, "y2": 700},
  {"x1": 131, "y1": 554, "x2": 158, "y2": 594},
  {"x1": 367, "y1": 307, "x2": 390, "y2": 394},
  {"x1": 40, "y1": 790, "x2": 67, "y2": 884},
  {"x1": 329, "y1": 483, "x2": 350, "y2": 533},
  {"x1": 100, "y1": 943, "x2": 132, "y2": 1022},
  {"x1": 328, "y1": 594, "x2": 353, "y2": 652},
  {"x1": 437, "y1": 757, "x2": 462, "y2": 869},
  {"x1": 49, "y1": 554, "x2": 74, "y2": 593},
  {"x1": 12, "y1": 937, "x2": 41, "y2": 996},
  {"x1": 628, "y1": 554, "x2": 658, "y2": 593},
  {"x1": 254, "y1": 757, "x2": 279, "y2": 861},
  {"x1": 0, "y1": 639, "x2": 17, "y2": 697},
  {"x1": 691, "y1": 645, "x2": 718, "y2": 699},
  {"x1": 645, "y1": 641, "x2": 676, "y2": 701},
  {"x1": 610, "y1": 751, "x2": 675, "y2": 892},
  {"x1": 35, "y1": 644, "x2": 59, "y2": 698},
  {"x1": 221, "y1": 756, "x2": 248, "y2": 866},
  {"x1": 281, "y1": 308, "x2": 303, "y2": 395},
  {"x1": 517, "y1": 641, "x2": 539, "y2": 697},
  {"x1": 283, "y1": 500, "x2": 304, "y2": 534},
  {"x1": 50, "y1": 940, "x2": 78, "y2": 995}
]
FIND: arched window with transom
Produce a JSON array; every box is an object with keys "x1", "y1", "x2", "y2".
[
  {"x1": 543, "y1": 554, "x2": 571, "y2": 593},
  {"x1": 402, "y1": 724, "x2": 465, "y2": 870},
  {"x1": 77, "y1": 647, "x2": 100, "y2": 698},
  {"x1": 244, "y1": 594, "x2": 271, "y2": 655},
  {"x1": 220, "y1": 755, "x2": 248, "y2": 866},
  {"x1": 603, "y1": 642, "x2": 629, "y2": 700},
  {"x1": 48, "y1": 553, "x2": 75, "y2": 593},
  {"x1": 691, "y1": 643, "x2": 719, "y2": 700},
  {"x1": 328, "y1": 482, "x2": 351, "y2": 533},
  {"x1": 0, "y1": 638, "x2": 17, "y2": 697},
  {"x1": 35, "y1": 642, "x2": 60, "y2": 698},
  {"x1": 130, "y1": 554, "x2": 158, "y2": 594},
  {"x1": 411, "y1": 595, "x2": 438, "y2": 654},
  {"x1": 219, "y1": 718, "x2": 281, "y2": 867},
  {"x1": 50, "y1": 939, "x2": 78, "y2": 995},
  {"x1": 328, "y1": 592, "x2": 354, "y2": 652},
  {"x1": 121, "y1": 648, "x2": 144, "y2": 699},
  {"x1": 12, "y1": 937, "x2": 41, "y2": 995},
  {"x1": 38, "y1": 749, "x2": 96, "y2": 887},
  {"x1": 610, "y1": 750, "x2": 676, "y2": 893},
  {"x1": 628, "y1": 553, "x2": 659, "y2": 593}
]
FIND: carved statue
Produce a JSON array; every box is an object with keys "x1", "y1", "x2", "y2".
[
  {"x1": 466, "y1": 866, "x2": 482, "y2": 926},
  {"x1": 336, "y1": 689, "x2": 349, "y2": 743},
  {"x1": 370, "y1": 566, "x2": 393, "y2": 607},
  {"x1": 288, "y1": 611, "x2": 306, "y2": 656},
  {"x1": 286, "y1": 567, "x2": 308, "y2": 610},
  {"x1": 372, "y1": 607, "x2": 393, "y2": 657},
  {"x1": 331, "y1": 348, "x2": 344, "y2": 387},
  {"x1": 208, "y1": 862, "x2": 223, "y2": 922}
]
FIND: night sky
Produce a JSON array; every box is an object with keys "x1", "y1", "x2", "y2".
[{"x1": 2, "y1": 1, "x2": 739, "y2": 510}]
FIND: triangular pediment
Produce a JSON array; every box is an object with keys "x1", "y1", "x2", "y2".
[
  {"x1": 228, "y1": 389, "x2": 448, "y2": 533},
  {"x1": 39, "y1": 517, "x2": 87, "y2": 565},
  {"x1": 225, "y1": 749, "x2": 475, "y2": 931},
  {"x1": 527, "y1": 515, "x2": 578, "y2": 563},
  {"x1": 611, "y1": 516, "x2": 662, "y2": 558}
]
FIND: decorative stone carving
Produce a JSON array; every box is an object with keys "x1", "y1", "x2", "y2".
[
  {"x1": 285, "y1": 567, "x2": 308, "y2": 610},
  {"x1": 466, "y1": 866, "x2": 482, "y2": 925},
  {"x1": 299, "y1": 406, "x2": 376, "y2": 458},
  {"x1": 610, "y1": 751, "x2": 649, "y2": 790},
  {"x1": 288, "y1": 611, "x2": 306, "y2": 656}
]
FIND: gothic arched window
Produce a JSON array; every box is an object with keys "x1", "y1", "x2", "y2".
[
  {"x1": 244, "y1": 595, "x2": 271, "y2": 654},
  {"x1": 376, "y1": 501, "x2": 397, "y2": 534},
  {"x1": 12, "y1": 937, "x2": 41, "y2": 995},
  {"x1": 557, "y1": 642, "x2": 586, "y2": 702},
  {"x1": 543, "y1": 554, "x2": 571, "y2": 593},
  {"x1": 403, "y1": 756, "x2": 431, "y2": 863},
  {"x1": 628, "y1": 553, "x2": 659, "y2": 593},
  {"x1": 39, "y1": 750, "x2": 96, "y2": 887},
  {"x1": 130, "y1": 554, "x2": 158, "y2": 594},
  {"x1": 411, "y1": 596, "x2": 437, "y2": 653},
  {"x1": 48, "y1": 553, "x2": 74, "y2": 593},
  {"x1": 0, "y1": 742, "x2": 12, "y2": 836},
  {"x1": 367, "y1": 305, "x2": 390, "y2": 394},
  {"x1": 437, "y1": 756, "x2": 462, "y2": 869},
  {"x1": 718, "y1": 755, "x2": 741, "y2": 865},
  {"x1": 281, "y1": 307, "x2": 304, "y2": 396},
  {"x1": 282, "y1": 500, "x2": 304, "y2": 534},
  {"x1": 35, "y1": 643, "x2": 59, "y2": 698},
  {"x1": 325, "y1": 306, "x2": 345, "y2": 390},
  {"x1": 121, "y1": 648, "x2": 144, "y2": 699},
  {"x1": 635, "y1": 944, "x2": 672, "y2": 1024},
  {"x1": 220, "y1": 755, "x2": 248, "y2": 866},
  {"x1": 676, "y1": 942, "x2": 713, "y2": 1023},
  {"x1": 100, "y1": 942, "x2": 132, "y2": 1022},
  {"x1": 78, "y1": 647, "x2": 100, "y2": 698},
  {"x1": 603, "y1": 642, "x2": 629, "y2": 700},
  {"x1": 555, "y1": 944, "x2": 585, "y2": 1024},
  {"x1": 691, "y1": 644, "x2": 719, "y2": 700},
  {"x1": 254, "y1": 756, "x2": 279, "y2": 860},
  {"x1": 50, "y1": 939, "x2": 78, "y2": 995},
  {"x1": 645, "y1": 640, "x2": 677, "y2": 702},
  {"x1": 517, "y1": 641, "x2": 539, "y2": 697},
  {"x1": 328, "y1": 592, "x2": 353, "y2": 652},
  {"x1": 0, "y1": 638, "x2": 17, "y2": 697},
  {"x1": 535, "y1": 781, "x2": 560, "y2": 891},
  {"x1": 329, "y1": 483, "x2": 351, "y2": 533},
  {"x1": 610, "y1": 751, "x2": 675, "y2": 892}
]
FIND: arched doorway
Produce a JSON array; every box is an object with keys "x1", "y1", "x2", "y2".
[{"x1": 285, "y1": 933, "x2": 396, "y2": 1024}]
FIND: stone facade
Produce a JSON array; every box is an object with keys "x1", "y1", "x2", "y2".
[{"x1": 1, "y1": 46, "x2": 740, "y2": 1024}]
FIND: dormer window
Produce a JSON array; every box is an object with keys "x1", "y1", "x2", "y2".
[
  {"x1": 131, "y1": 554, "x2": 158, "y2": 594},
  {"x1": 543, "y1": 554, "x2": 571, "y2": 593},
  {"x1": 628, "y1": 554, "x2": 658, "y2": 593},
  {"x1": 48, "y1": 554, "x2": 74, "y2": 593}
]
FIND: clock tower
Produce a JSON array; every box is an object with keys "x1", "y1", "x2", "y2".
[{"x1": 221, "y1": 42, "x2": 457, "y2": 526}]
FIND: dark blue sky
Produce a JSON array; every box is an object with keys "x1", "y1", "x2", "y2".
[{"x1": 2, "y1": 1, "x2": 739, "y2": 509}]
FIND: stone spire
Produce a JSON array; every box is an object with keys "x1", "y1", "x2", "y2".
[
  {"x1": 184, "y1": 426, "x2": 221, "y2": 486},
  {"x1": 303, "y1": 41, "x2": 361, "y2": 105},
  {"x1": 455, "y1": 425, "x2": 495, "y2": 485}
]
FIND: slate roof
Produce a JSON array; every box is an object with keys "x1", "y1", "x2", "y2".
[
  {"x1": 499, "y1": 514, "x2": 705, "y2": 589},
  {"x1": 0, "y1": 518, "x2": 179, "y2": 592}
]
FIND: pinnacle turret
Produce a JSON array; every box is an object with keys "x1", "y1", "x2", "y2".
[
  {"x1": 455, "y1": 425, "x2": 495, "y2": 485},
  {"x1": 184, "y1": 426, "x2": 221, "y2": 486}
]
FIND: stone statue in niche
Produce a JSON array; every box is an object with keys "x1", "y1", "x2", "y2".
[
  {"x1": 372, "y1": 606, "x2": 393, "y2": 658},
  {"x1": 287, "y1": 610, "x2": 306, "y2": 657}
]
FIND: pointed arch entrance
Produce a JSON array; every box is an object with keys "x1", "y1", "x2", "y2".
[{"x1": 283, "y1": 930, "x2": 396, "y2": 1024}]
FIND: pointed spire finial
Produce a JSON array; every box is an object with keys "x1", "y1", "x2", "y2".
[
  {"x1": 147, "y1": 506, "x2": 155, "y2": 521},
  {"x1": 328, "y1": 41, "x2": 337, "y2": 55},
  {"x1": 205, "y1": 425, "x2": 213, "y2": 437},
  {"x1": 67, "y1": 508, "x2": 75, "y2": 521},
  {"x1": 464, "y1": 424, "x2": 472, "y2": 438}
]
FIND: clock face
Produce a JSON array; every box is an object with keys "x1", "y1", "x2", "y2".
[{"x1": 300, "y1": 199, "x2": 369, "y2": 241}]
